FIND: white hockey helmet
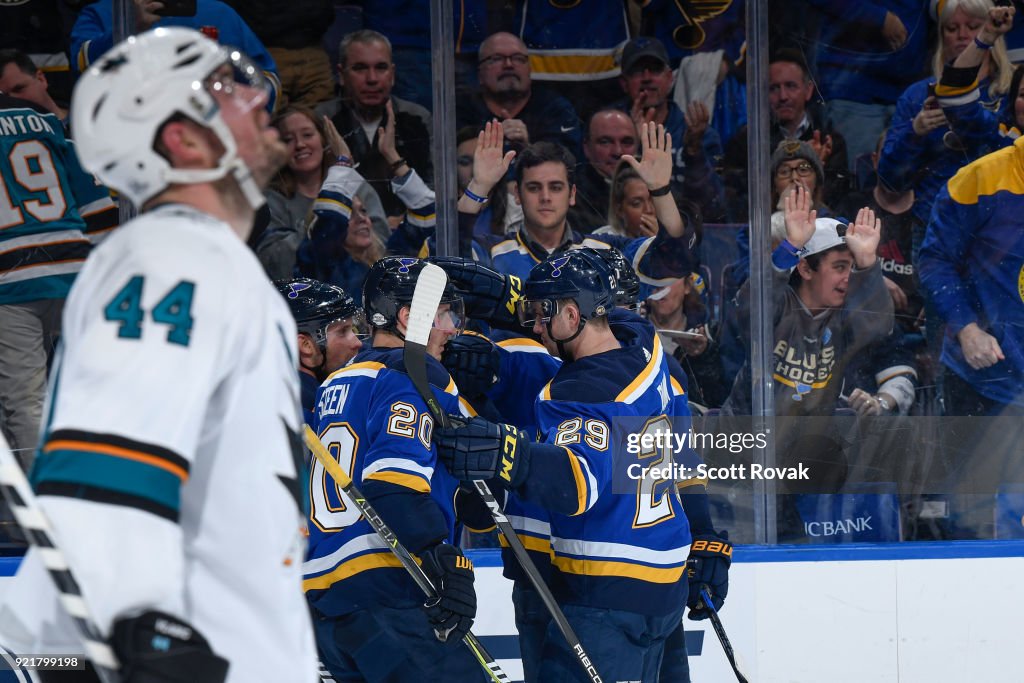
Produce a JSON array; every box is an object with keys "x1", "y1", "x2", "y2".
[{"x1": 70, "y1": 26, "x2": 270, "y2": 209}]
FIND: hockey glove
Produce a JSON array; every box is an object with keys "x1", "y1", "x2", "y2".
[
  {"x1": 685, "y1": 531, "x2": 732, "y2": 621},
  {"x1": 428, "y1": 256, "x2": 524, "y2": 329},
  {"x1": 419, "y1": 543, "x2": 477, "y2": 644},
  {"x1": 434, "y1": 416, "x2": 531, "y2": 488},
  {"x1": 111, "y1": 610, "x2": 229, "y2": 683},
  {"x1": 442, "y1": 333, "x2": 502, "y2": 400}
]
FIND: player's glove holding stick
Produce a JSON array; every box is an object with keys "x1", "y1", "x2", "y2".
[
  {"x1": 419, "y1": 543, "x2": 477, "y2": 644},
  {"x1": 433, "y1": 415, "x2": 532, "y2": 488},
  {"x1": 685, "y1": 531, "x2": 733, "y2": 620}
]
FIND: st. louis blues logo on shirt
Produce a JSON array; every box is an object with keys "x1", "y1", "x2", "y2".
[
  {"x1": 550, "y1": 255, "x2": 572, "y2": 277},
  {"x1": 286, "y1": 282, "x2": 312, "y2": 299},
  {"x1": 397, "y1": 258, "x2": 418, "y2": 273},
  {"x1": 792, "y1": 382, "x2": 812, "y2": 401}
]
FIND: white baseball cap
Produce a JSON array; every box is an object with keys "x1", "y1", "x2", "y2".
[{"x1": 801, "y1": 217, "x2": 847, "y2": 258}]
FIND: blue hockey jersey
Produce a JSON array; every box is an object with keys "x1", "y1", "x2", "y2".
[
  {"x1": 485, "y1": 332, "x2": 562, "y2": 583},
  {"x1": 532, "y1": 328, "x2": 694, "y2": 616},
  {"x1": 920, "y1": 137, "x2": 1024, "y2": 405},
  {"x1": 303, "y1": 347, "x2": 471, "y2": 615}
]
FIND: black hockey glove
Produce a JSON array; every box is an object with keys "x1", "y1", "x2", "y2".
[
  {"x1": 433, "y1": 416, "x2": 531, "y2": 488},
  {"x1": 442, "y1": 333, "x2": 502, "y2": 400},
  {"x1": 111, "y1": 610, "x2": 229, "y2": 683},
  {"x1": 419, "y1": 543, "x2": 477, "y2": 644},
  {"x1": 685, "y1": 531, "x2": 732, "y2": 620},
  {"x1": 428, "y1": 256, "x2": 524, "y2": 329}
]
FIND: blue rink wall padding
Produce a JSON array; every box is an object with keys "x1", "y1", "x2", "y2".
[
  {"x1": 793, "y1": 483, "x2": 902, "y2": 543},
  {"x1": 5, "y1": 540, "x2": 1024, "y2": 578},
  {"x1": 996, "y1": 484, "x2": 1024, "y2": 538}
]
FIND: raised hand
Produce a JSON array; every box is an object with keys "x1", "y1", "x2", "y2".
[
  {"x1": 783, "y1": 184, "x2": 816, "y2": 249},
  {"x1": 630, "y1": 96, "x2": 657, "y2": 131},
  {"x1": 845, "y1": 205, "x2": 881, "y2": 268},
  {"x1": 322, "y1": 115, "x2": 351, "y2": 160},
  {"x1": 469, "y1": 120, "x2": 516, "y2": 195},
  {"x1": 982, "y1": 4, "x2": 1015, "y2": 42},
  {"x1": 808, "y1": 130, "x2": 833, "y2": 164},
  {"x1": 501, "y1": 118, "x2": 529, "y2": 148},
  {"x1": 377, "y1": 99, "x2": 401, "y2": 166},
  {"x1": 682, "y1": 101, "x2": 710, "y2": 155},
  {"x1": 621, "y1": 122, "x2": 673, "y2": 191}
]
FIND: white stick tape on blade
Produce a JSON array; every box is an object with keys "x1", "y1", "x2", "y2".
[
  {"x1": 406, "y1": 262, "x2": 447, "y2": 346},
  {"x1": 83, "y1": 640, "x2": 119, "y2": 669},
  {"x1": 59, "y1": 594, "x2": 90, "y2": 619},
  {"x1": 38, "y1": 547, "x2": 69, "y2": 570},
  {"x1": 10, "y1": 507, "x2": 48, "y2": 532}
]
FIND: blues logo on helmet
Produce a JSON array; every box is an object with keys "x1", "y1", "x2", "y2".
[
  {"x1": 362, "y1": 256, "x2": 465, "y2": 335},
  {"x1": 275, "y1": 278, "x2": 364, "y2": 346},
  {"x1": 517, "y1": 248, "x2": 617, "y2": 327}
]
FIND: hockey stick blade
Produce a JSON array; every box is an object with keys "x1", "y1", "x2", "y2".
[
  {"x1": 0, "y1": 437, "x2": 120, "y2": 683},
  {"x1": 404, "y1": 262, "x2": 450, "y2": 427},
  {"x1": 700, "y1": 586, "x2": 750, "y2": 683},
  {"x1": 400, "y1": 272, "x2": 603, "y2": 683},
  {"x1": 302, "y1": 426, "x2": 510, "y2": 683}
]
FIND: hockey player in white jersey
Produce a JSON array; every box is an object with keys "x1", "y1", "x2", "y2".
[{"x1": 3, "y1": 27, "x2": 318, "y2": 682}]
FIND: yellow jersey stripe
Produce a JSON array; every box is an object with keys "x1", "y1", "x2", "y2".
[
  {"x1": 616, "y1": 333, "x2": 662, "y2": 402},
  {"x1": 499, "y1": 533, "x2": 552, "y2": 554},
  {"x1": 564, "y1": 446, "x2": 589, "y2": 516},
  {"x1": 325, "y1": 360, "x2": 386, "y2": 383},
  {"x1": 364, "y1": 470, "x2": 431, "y2": 493},
  {"x1": 303, "y1": 551, "x2": 406, "y2": 591},
  {"x1": 528, "y1": 53, "x2": 618, "y2": 77},
  {"x1": 552, "y1": 556, "x2": 686, "y2": 583}
]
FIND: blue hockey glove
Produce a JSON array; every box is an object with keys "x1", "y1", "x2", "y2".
[
  {"x1": 428, "y1": 256, "x2": 524, "y2": 329},
  {"x1": 433, "y1": 415, "x2": 531, "y2": 488},
  {"x1": 111, "y1": 610, "x2": 229, "y2": 682},
  {"x1": 419, "y1": 543, "x2": 477, "y2": 644},
  {"x1": 442, "y1": 333, "x2": 501, "y2": 399},
  {"x1": 686, "y1": 531, "x2": 732, "y2": 620}
]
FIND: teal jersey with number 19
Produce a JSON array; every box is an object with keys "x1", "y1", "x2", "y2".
[{"x1": 0, "y1": 97, "x2": 116, "y2": 304}]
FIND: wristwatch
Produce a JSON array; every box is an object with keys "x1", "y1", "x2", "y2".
[{"x1": 875, "y1": 395, "x2": 892, "y2": 413}]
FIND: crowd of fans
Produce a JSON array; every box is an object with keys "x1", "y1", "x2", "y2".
[{"x1": 3, "y1": 0, "x2": 1024, "y2": 544}]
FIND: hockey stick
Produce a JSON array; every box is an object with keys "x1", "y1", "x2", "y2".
[
  {"x1": 403, "y1": 263, "x2": 603, "y2": 683},
  {"x1": 0, "y1": 436, "x2": 120, "y2": 683},
  {"x1": 699, "y1": 586, "x2": 750, "y2": 683},
  {"x1": 301, "y1": 425, "x2": 509, "y2": 683}
]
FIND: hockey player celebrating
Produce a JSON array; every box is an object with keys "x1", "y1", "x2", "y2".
[
  {"x1": 303, "y1": 256, "x2": 484, "y2": 682},
  {"x1": 276, "y1": 277, "x2": 366, "y2": 427},
  {"x1": 434, "y1": 249, "x2": 731, "y2": 682},
  {"x1": 19, "y1": 27, "x2": 317, "y2": 683}
]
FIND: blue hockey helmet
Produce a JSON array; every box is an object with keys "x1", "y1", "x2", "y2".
[
  {"x1": 362, "y1": 256, "x2": 465, "y2": 335},
  {"x1": 517, "y1": 248, "x2": 617, "y2": 328},
  {"x1": 276, "y1": 278, "x2": 365, "y2": 346},
  {"x1": 591, "y1": 247, "x2": 640, "y2": 311}
]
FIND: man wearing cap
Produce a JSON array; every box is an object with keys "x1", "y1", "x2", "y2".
[
  {"x1": 724, "y1": 185, "x2": 893, "y2": 418},
  {"x1": 616, "y1": 36, "x2": 725, "y2": 222}
]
